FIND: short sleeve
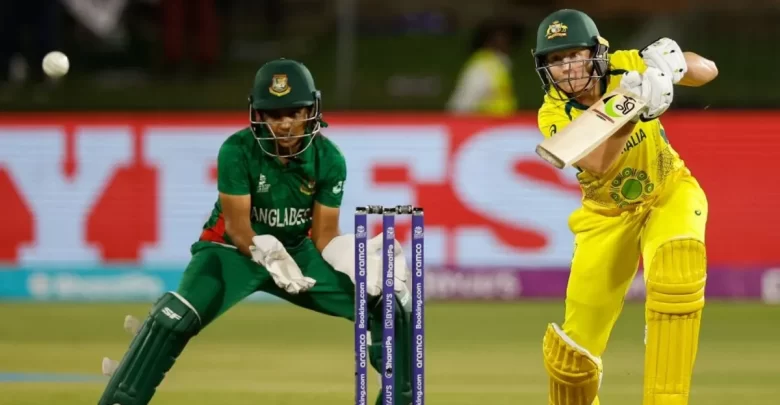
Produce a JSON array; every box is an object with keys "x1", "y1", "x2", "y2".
[
  {"x1": 217, "y1": 140, "x2": 250, "y2": 195},
  {"x1": 315, "y1": 150, "x2": 347, "y2": 208},
  {"x1": 610, "y1": 49, "x2": 647, "y2": 74},
  {"x1": 538, "y1": 104, "x2": 572, "y2": 139}
]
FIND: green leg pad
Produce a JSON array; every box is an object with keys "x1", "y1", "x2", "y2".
[
  {"x1": 98, "y1": 292, "x2": 201, "y2": 405},
  {"x1": 369, "y1": 296, "x2": 413, "y2": 405}
]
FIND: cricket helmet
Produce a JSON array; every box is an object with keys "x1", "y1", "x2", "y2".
[
  {"x1": 531, "y1": 9, "x2": 610, "y2": 100},
  {"x1": 248, "y1": 58, "x2": 324, "y2": 157}
]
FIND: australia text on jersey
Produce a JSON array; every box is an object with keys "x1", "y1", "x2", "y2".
[{"x1": 622, "y1": 128, "x2": 647, "y2": 154}]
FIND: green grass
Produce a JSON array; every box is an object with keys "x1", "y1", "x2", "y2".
[{"x1": 0, "y1": 301, "x2": 778, "y2": 404}]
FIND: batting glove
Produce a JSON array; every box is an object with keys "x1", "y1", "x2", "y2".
[
  {"x1": 620, "y1": 67, "x2": 673, "y2": 121},
  {"x1": 640, "y1": 37, "x2": 687, "y2": 84}
]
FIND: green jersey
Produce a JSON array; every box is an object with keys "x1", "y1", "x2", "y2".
[{"x1": 198, "y1": 128, "x2": 346, "y2": 248}]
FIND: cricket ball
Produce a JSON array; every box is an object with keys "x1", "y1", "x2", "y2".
[{"x1": 42, "y1": 51, "x2": 70, "y2": 78}]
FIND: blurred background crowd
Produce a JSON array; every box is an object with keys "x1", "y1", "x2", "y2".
[{"x1": 1, "y1": 0, "x2": 775, "y2": 111}]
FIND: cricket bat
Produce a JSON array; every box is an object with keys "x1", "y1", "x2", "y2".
[{"x1": 535, "y1": 87, "x2": 648, "y2": 169}]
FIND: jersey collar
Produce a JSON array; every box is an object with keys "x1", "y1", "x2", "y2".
[
  {"x1": 565, "y1": 69, "x2": 627, "y2": 112},
  {"x1": 270, "y1": 137, "x2": 315, "y2": 168},
  {"x1": 292, "y1": 137, "x2": 315, "y2": 163}
]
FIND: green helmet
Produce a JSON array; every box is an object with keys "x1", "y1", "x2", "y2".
[
  {"x1": 531, "y1": 9, "x2": 610, "y2": 100},
  {"x1": 248, "y1": 58, "x2": 324, "y2": 157}
]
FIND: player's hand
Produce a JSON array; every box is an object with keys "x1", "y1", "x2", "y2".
[
  {"x1": 250, "y1": 235, "x2": 316, "y2": 294},
  {"x1": 321, "y1": 234, "x2": 409, "y2": 299},
  {"x1": 366, "y1": 233, "x2": 411, "y2": 308},
  {"x1": 366, "y1": 233, "x2": 409, "y2": 287},
  {"x1": 620, "y1": 68, "x2": 673, "y2": 121},
  {"x1": 640, "y1": 38, "x2": 687, "y2": 84}
]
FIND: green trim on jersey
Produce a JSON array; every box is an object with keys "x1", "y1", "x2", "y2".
[{"x1": 565, "y1": 69, "x2": 625, "y2": 111}]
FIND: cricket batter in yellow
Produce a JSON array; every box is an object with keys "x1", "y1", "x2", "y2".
[{"x1": 531, "y1": 9, "x2": 718, "y2": 405}]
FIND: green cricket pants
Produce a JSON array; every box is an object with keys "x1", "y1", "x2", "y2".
[
  {"x1": 181, "y1": 239, "x2": 357, "y2": 324},
  {"x1": 178, "y1": 239, "x2": 413, "y2": 405}
]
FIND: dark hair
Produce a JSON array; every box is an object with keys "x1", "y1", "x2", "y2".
[{"x1": 470, "y1": 18, "x2": 523, "y2": 52}]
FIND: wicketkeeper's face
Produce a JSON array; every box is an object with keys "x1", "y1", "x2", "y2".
[
  {"x1": 545, "y1": 48, "x2": 595, "y2": 94},
  {"x1": 259, "y1": 107, "x2": 311, "y2": 148}
]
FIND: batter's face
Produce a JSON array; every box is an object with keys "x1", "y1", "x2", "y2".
[
  {"x1": 545, "y1": 48, "x2": 594, "y2": 94},
  {"x1": 260, "y1": 107, "x2": 310, "y2": 149}
]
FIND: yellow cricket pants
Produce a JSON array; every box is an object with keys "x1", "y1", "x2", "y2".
[{"x1": 562, "y1": 171, "x2": 708, "y2": 357}]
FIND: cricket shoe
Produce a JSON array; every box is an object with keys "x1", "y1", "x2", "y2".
[{"x1": 100, "y1": 315, "x2": 141, "y2": 377}]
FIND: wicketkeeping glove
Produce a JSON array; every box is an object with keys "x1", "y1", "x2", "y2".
[
  {"x1": 322, "y1": 233, "x2": 409, "y2": 298},
  {"x1": 250, "y1": 235, "x2": 316, "y2": 294}
]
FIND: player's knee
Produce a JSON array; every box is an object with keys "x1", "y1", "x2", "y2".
[
  {"x1": 367, "y1": 296, "x2": 411, "y2": 377},
  {"x1": 542, "y1": 323, "x2": 602, "y2": 405},
  {"x1": 179, "y1": 250, "x2": 231, "y2": 325},
  {"x1": 646, "y1": 239, "x2": 706, "y2": 314},
  {"x1": 561, "y1": 298, "x2": 622, "y2": 357},
  {"x1": 559, "y1": 322, "x2": 607, "y2": 359},
  {"x1": 368, "y1": 294, "x2": 410, "y2": 322},
  {"x1": 150, "y1": 291, "x2": 203, "y2": 334}
]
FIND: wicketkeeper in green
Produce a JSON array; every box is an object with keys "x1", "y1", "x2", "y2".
[{"x1": 97, "y1": 58, "x2": 415, "y2": 405}]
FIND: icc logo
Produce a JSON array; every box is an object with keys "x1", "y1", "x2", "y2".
[
  {"x1": 356, "y1": 225, "x2": 366, "y2": 237},
  {"x1": 413, "y1": 226, "x2": 423, "y2": 239}
]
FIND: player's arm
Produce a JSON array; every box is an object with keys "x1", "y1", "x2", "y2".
[
  {"x1": 216, "y1": 140, "x2": 256, "y2": 257},
  {"x1": 313, "y1": 151, "x2": 347, "y2": 253},
  {"x1": 220, "y1": 193, "x2": 255, "y2": 257},
  {"x1": 316, "y1": 152, "x2": 408, "y2": 296},
  {"x1": 539, "y1": 109, "x2": 635, "y2": 175},
  {"x1": 641, "y1": 39, "x2": 717, "y2": 87},
  {"x1": 311, "y1": 203, "x2": 341, "y2": 252},
  {"x1": 576, "y1": 123, "x2": 636, "y2": 174},
  {"x1": 582, "y1": 68, "x2": 674, "y2": 174},
  {"x1": 678, "y1": 52, "x2": 718, "y2": 87}
]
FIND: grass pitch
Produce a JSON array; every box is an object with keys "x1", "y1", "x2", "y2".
[{"x1": 0, "y1": 301, "x2": 778, "y2": 405}]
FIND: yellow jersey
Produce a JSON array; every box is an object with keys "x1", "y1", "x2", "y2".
[
  {"x1": 452, "y1": 49, "x2": 517, "y2": 116},
  {"x1": 537, "y1": 50, "x2": 687, "y2": 211}
]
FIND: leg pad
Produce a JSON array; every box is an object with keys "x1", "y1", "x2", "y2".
[
  {"x1": 644, "y1": 239, "x2": 706, "y2": 405},
  {"x1": 368, "y1": 296, "x2": 413, "y2": 405},
  {"x1": 543, "y1": 323, "x2": 603, "y2": 405},
  {"x1": 97, "y1": 292, "x2": 201, "y2": 405}
]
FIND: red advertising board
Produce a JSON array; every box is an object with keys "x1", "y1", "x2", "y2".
[{"x1": 0, "y1": 111, "x2": 777, "y2": 268}]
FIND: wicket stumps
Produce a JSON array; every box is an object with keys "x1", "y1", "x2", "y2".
[{"x1": 354, "y1": 205, "x2": 425, "y2": 405}]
